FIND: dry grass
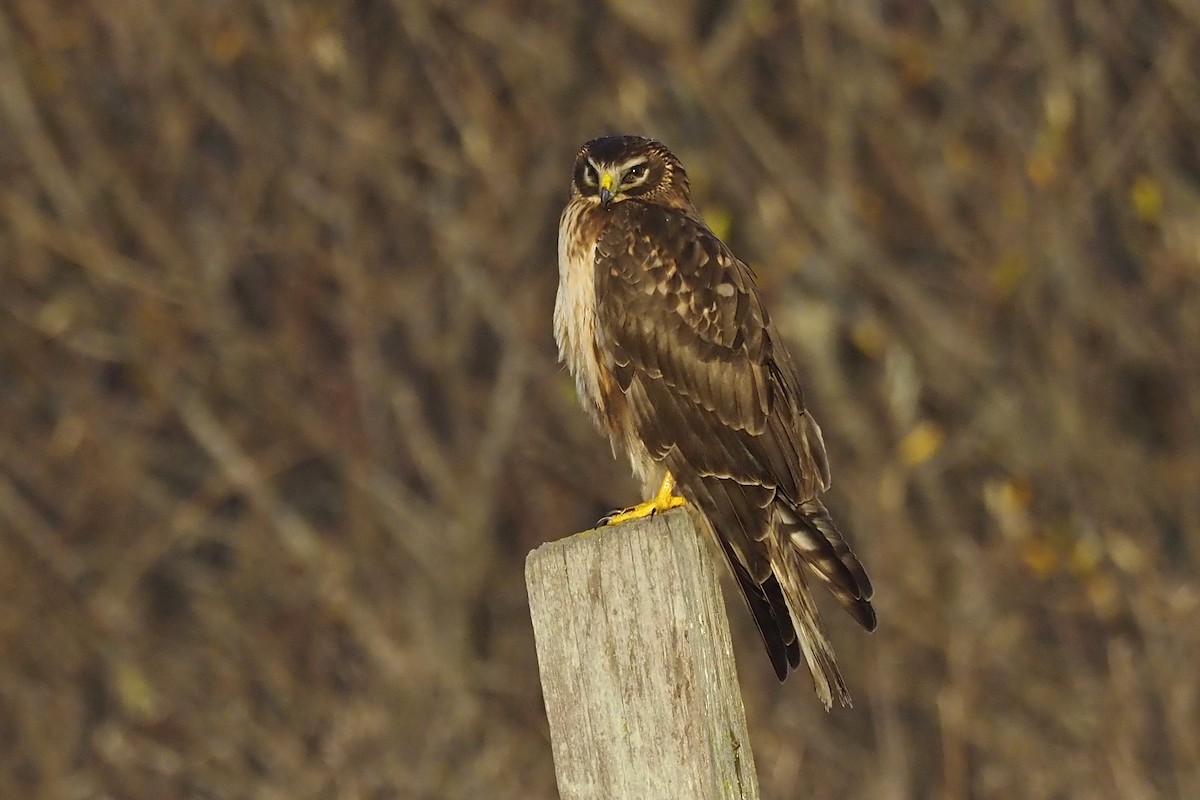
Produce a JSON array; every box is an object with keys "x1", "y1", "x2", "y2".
[{"x1": 1, "y1": 1, "x2": 1198, "y2": 797}]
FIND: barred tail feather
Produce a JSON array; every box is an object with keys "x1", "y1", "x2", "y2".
[
  {"x1": 779, "y1": 500, "x2": 877, "y2": 631},
  {"x1": 772, "y1": 550, "x2": 851, "y2": 709},
  {"x1": 771, "y1": 499, "x2": 876, "y2": 708}
]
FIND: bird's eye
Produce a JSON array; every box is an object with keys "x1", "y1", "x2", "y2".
[
  {"x1": 622, "y1": 163, "x2": 648, "y2": 184},
  {"x1": 582, "y1": 163, "x2": 599, "y2": 186}
]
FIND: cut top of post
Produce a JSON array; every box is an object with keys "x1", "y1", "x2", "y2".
[{"x1": 525, "y1": 508, "x2": 760, "y2": 800}]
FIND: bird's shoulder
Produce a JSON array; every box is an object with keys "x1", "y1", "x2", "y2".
[
  {"x1": 596, "y1": 201, "x2": 769, "y2": 360},
  {"x1": 597, "y1": 202, "x2": 726, "y2": 278}
]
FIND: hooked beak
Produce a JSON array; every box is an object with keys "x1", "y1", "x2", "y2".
[{"x1": 598, "y1": 171, "x2": 616, "y2": 207}]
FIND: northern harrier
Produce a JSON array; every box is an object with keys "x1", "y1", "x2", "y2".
[{"x1": 555, "y1": 135, "x2": 876, "y2": 708}]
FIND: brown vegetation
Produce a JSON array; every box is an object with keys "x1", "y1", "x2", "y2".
[{"x1": 1, "y1": 1, "x2": 1198, "y2": 797}]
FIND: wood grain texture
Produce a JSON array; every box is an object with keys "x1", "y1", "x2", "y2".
[{"x1": 526, "y1": 508, "x2": 760, "y2": 800}]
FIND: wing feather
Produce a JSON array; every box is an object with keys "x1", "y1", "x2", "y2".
[
  {"x1": 596, "y1": 203, "x2": 826, "y2": 516},
  {"x1": 595, "y1": 201, "x2": 875, "y2": 696}
]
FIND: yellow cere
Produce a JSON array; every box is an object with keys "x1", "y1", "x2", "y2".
[{"x1": 600, "y1": 171, "x2": 616, "y2": 193}]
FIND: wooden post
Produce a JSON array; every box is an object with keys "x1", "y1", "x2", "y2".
[{"x1": 526, "y1": 508, "x2": 760, "y2": 800}]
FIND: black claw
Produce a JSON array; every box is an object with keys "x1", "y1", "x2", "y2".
[{"x1": 598, "y1": 505, "x2": 640, "y2": 526}]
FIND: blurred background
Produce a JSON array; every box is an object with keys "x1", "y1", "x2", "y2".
[{"x1": 2, "y1": 1, "x2": 1198, "y2": 798}]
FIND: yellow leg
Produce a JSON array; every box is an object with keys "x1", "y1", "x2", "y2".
[{"x1": 602, "y1": 471, "x2": 687, "y2": 526}]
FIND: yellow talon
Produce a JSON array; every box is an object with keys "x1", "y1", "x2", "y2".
[{"x1": 602, "y1": 472, "x2": 687, "y2": 526}]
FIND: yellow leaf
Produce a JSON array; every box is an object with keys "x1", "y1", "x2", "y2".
[
  {"x1": 1107, "y1": 530, "x2": 1147, "y2": 575},
  {"x1": 703, "y1": 206, "x2": 733, "y2": 243},
  {"x1": 1026, "y1": 152, "x2": 1058, "y2": 187},
  {"x1": 312, "y1": 30, "x2": 348, "y2": 75},
  {"x1": 850, "y1": 317, "x2": 888, "y2": 359},
  {"x1": 1130, "y1": 174, "x2": 1163, "y2": 223},
  {"x1": 115, "y1": 659, "x2": 163, "y2": 723},
  {"x1": 1085, "y1": 573, "x2": 1121, "y2": 620},
  {"x1": 989, "y1": 253, "x2": 1029, "y2": 297},
  {"x1": 207, "y1": 24, "x2": 247, "y2": 66},
  {"x1": 1068, "y1": 535, "x2": 1103, "y2": 576},
  {"x1": 1021, "y1": 538, "x2": 1058, "y2": 577},
  {"x1": 899, "y1": 421, "x2": 944, "y2": 467},
  {"x1": 984, "y1": 477, "x2": 1034, "y2": 542}
]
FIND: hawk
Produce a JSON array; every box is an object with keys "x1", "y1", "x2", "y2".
[{"x1": 555, "y1": 135, "x2": 876, "y2": 708}]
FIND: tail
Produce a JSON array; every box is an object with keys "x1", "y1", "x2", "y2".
[
  {"x1": 772, "y1": 550, "x2": 851, "y2": 708},
  {"x1": 778, "y1": 499, "x2": 876, "y2": 631},
  {"x1": 676, "y1": 477, "x2": 874, "y2": 707},
  {"x1": 773, "y1": 500, "x2": 876, "y2": 709}
]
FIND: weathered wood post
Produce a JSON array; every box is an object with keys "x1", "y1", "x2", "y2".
[{"x1": 526, "y1": 508, "x2": 760, "y2": 800}]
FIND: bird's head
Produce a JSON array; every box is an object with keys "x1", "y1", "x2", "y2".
[{"x1": 570, "y1": 136, "x2": 692, "y2": 212}]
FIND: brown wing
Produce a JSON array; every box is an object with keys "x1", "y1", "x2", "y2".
[{"x1": 595, "y1": 202, "x2": 875, "y2": 687}]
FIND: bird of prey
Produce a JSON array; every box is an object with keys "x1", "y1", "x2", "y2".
[{"x1": 555, "y1": 135, "x2": 876, "y2": 708}]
